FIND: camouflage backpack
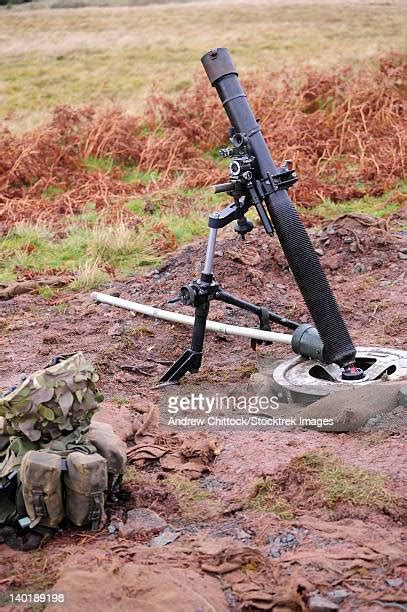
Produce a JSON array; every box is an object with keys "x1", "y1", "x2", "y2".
[{"x1": 0, "y1": 353, "x2": 127, "y2": 549}]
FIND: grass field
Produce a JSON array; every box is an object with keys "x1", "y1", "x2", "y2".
[{"x1": 0, "y1": 0, "x2": 405, "y2": 131}]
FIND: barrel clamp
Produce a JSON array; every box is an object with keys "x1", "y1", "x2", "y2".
[{"x1": 258, "y1": 167, "x2": 299, "y2": 196}]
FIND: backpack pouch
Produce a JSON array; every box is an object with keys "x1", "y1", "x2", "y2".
[
  {"x1": 87, "y1": 421, "x2": 127, "y2": 486},
  {"x1": 20, "y1": 451, "x2": 64, "y2": 528},
  {"x1": 64, "y1": 451, "x2": 107, "y2": 530}
]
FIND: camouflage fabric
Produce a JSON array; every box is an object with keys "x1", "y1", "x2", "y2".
[
  {"x1": 0, "y1": 437, "x2": 37, "y2": 525},
  {"x1": 0, "y1": 436, "x2": 37, "y2": 476},
  {"x1": 0, "y1": 353, "x2": 103, "y2": 443}
]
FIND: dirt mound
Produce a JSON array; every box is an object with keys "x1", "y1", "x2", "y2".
[
  {"x1": 123, "y1": 476, "x2": 180, "y2": 520},
  {"x1": 313, "y1": 212, "x2": 407, "y2": 271},
  {"x1": 149, "y1": 211, "x2": 405, "y2": 307},
  {"x1": 265, "y1": 453, "x2": 407, "y2": 523},
  {"x1": 49, "y1": 561, "x2": 229, "y2": 612},
  {"x1": 0, "y1": 53, "x2": 405, "y2": 230}
]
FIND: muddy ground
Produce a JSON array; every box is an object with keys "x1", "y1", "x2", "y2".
[{"x1": 0, "y1": 214, "x2": 406, "y2": 610}]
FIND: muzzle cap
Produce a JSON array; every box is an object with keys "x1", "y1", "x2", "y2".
[{"x1": 201, "y1": 48, "x2": 238, "y2": 85}]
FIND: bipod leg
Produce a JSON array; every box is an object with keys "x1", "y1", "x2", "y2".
[{"x1": 157, "y1": 226, "x2": 218, "y2": 386}]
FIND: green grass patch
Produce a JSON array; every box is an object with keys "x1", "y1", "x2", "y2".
[
  {"x1": 84, "y1": 156, "x2": 116, "y2": 173},
  {"x1": 83, "y1": 157, "x2": 161, "y2": 186},
  {"x1": 305, "y1": 180, "x2": 406, "y2": 220},
  {"x1": 300, "y1": 453, "x2": 393, "y2": 509},
  {"x1": 0, "y1": 218, "x2": 160, "y2": 285},
  {"x1": 42, "y1": 185, "x2": 64, "y2": 199},
  {"x1": 163, "y1": 214, "x2": 207, "y2": 244},
  {"x1": 0, "y1": 190, "x2": 212, "y2": 284},
  {"x1": 126, "y1": 197, "x2": 148, "y2": 216},
  {"x1": 249, "y1": 479, "x2": 294, "y2": 519},
  {"x1": 84, "y1": 157, "x2": 161, "y2": 191},
  {"x1": 3, "y1": 222, "x2": 54, "y2": 248},
  {"x1": 166, "y1": 476, "x2": 222, "y2": 519},
  {"x1": 71, "y1": 202, "x2": 99, "y2": 224},
  {"x1": 127, "y1": 187, "x2": 215, "y2": 245},
  {"x1": 122, "y1": 465, "x2": 138, "y2": 485},
  {"x1": 53, "y1": 302, "x2": 69, "y2": 315},
  {"x1": 69, "y1": 259, "x2": 110, "y2": 291},
  {"x1": 122, "y1": 167, "x2": 160, "y2": 184},
  {"x1": 37, "y1": 285, "x2": 55, "y2": 300}
]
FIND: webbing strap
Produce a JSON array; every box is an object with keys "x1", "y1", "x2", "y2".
[
  {"x1": 32, "y1": 489, "x2": 47, "y2": 518},
  {"x1": 88, "y1": 492, "x2": 103, "y2": 531}
]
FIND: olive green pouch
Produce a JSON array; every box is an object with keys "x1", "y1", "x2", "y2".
[
  {"x1": 64, "y1": 451, "x2": 107, "y2": 530},
  {"x1": 20, "y1": 451, "x2": 64, "y2": 528},
  {"x1": 86, "y1": 422, "x2": 127, "y2": 489}
]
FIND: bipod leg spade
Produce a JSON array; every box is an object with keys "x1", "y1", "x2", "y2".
[{"x1": 156, "y1": 300, "x2": 209, "y2": 386}]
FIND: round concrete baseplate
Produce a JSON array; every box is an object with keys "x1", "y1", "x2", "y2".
[
  {"x1": 398, "y1": 386, "x2": 407, "y2": 407},
  {"x1": 253, "y1": 346, "x2": 407, "y2": 406}
]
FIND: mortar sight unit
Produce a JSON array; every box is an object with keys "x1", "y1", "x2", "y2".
[{"x1": 159, "y1": 48, "x2": 364, "y2": 386}]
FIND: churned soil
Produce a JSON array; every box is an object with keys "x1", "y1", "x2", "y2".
[{"x1": 0, "y1": 216, "x2": 406, "y2": 610}]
